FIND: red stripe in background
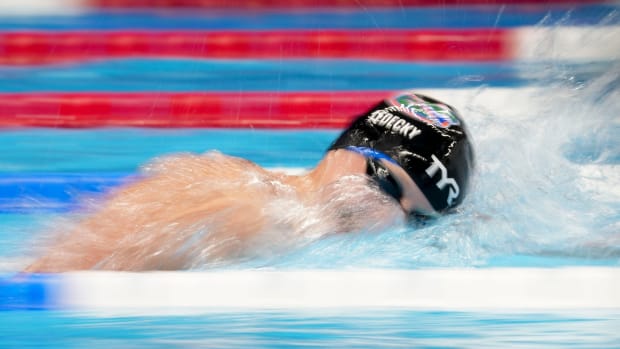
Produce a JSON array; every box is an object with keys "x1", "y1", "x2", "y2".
[
  {"x1": 91, "y1": 0, "x2": 603, "y2": 8},
  {"x1": 0, "y1": 92, "x2": 392, "y2": 128},
  {"x1": 0, "y1": 29, "x2": 512, "y2": 65}
]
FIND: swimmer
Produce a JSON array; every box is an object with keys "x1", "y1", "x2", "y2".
[{"x1": 25, "y1": 91, "x2": 474, "y2": 272}]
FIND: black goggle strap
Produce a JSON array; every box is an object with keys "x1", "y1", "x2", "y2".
[
  {"x1": 366, "y1": 158, "x2": 403, "y2": 202},
  {"x1": 341, "y1": 146, "x2": 404, "y2": 203}
]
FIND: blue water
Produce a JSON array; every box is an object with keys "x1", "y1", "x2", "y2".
[
  {"x1": 0, "y1": 129, "x2": 334, "y2": 172},
  {"x1": 0, "y1": 4, "x2": 615, "y2": 30},
  {"x1": 0, "y1": 60, "x2": 529, "y2": 92},
  {"x1": 1, "y1": 310, "x2": 619, "y2": 348},
  {"x1": 1, "y1": 3, "x2": 620, "y2": 348}
]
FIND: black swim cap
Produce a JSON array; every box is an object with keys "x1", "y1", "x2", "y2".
[{"x1": 328, "y1": 92, "x2": 475, "y2": 213}]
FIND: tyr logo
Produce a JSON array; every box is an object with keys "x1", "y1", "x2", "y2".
[{"x1": 425, "y1": 155, "x2": 460, "y2": 206}]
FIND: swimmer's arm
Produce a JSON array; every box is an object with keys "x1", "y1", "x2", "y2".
[
  {"x1": 24, "y1": 176, "x2": 167, "y2": 272},
  {"x1": 25, "y1": 173, "x2": 267, "y2": 272}
]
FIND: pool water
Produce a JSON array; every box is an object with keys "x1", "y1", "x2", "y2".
[
  {"x1": 2, "y1": 310, "x2": 619, "y2": 349},
  {"x1": 1, "y1": 2, "x2": 619, "y2": 348}
]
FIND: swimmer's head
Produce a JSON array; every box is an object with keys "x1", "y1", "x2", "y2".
[{"x1": 328, "y1": 91, "x2": 475, "y2": 216}]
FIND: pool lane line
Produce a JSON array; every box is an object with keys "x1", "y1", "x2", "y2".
[
  {"x1": 0, "y1": 91, "x2": 391, "y2": 128},
  {"x1": 0, "y1": 26, "x2": 617, "y2": 67},
  {"x1": 0, "y1": 173, "x2": 128, "y2": 213},
  {"x1": 0, "y1": 87, "x2": 542, "y2": 129},
  {"x1": 2, "y1": 268, "x2": 619, "y2": 312},
  {"x1": 0, "y1": 85, "x2": 578, "y2": 128},
  {"x1": 0, "y1": 29, "x2": 511, "y2": 65}
]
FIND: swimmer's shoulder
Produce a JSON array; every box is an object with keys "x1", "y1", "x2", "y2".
[
  {"x1": 142, "y1": 151, "x2": 264, "y2": 175},
  {"x1": 201, "y1": 151, "x2": 265, "y2": 172}
]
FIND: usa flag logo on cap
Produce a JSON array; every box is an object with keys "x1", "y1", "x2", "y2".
[{"x1": 389, "y1": 93, "x2": 460, "y2": 128}]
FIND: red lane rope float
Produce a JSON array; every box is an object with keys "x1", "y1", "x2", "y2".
[
  {"x1": 0, "y1": 29, "x2": 512, "y2": 65},
  {"x1": 90, "y1": 0, "x2": 602, "y2": 8},
  {"x1": 0, "y1": 91, "x2": 392, "y2": 128}
]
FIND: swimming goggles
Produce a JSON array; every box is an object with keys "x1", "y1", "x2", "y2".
[{"x1": 344, "y1": 146, "x2": 403, "y2": 203}]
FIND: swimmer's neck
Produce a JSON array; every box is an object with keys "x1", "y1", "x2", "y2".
[{"x1": 296, "y1": 149, "x2": 367, "y2": 191}]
